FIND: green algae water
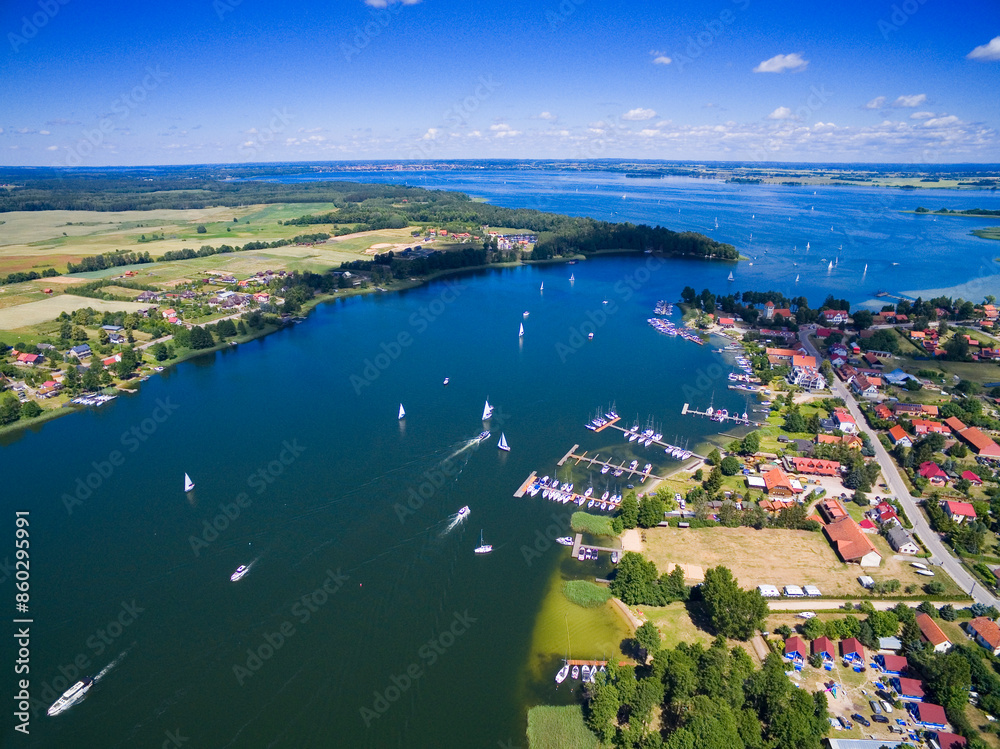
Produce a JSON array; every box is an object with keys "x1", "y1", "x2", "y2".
[{"x1": 2, "y1": 256, "x2": 749, "y2": 748}]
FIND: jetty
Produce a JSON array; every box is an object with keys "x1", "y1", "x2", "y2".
[
  {"x1": 681, "y1": 402, "x2": 765, "y2": 427},
  {"x1": 513, "y1": 472, "x2": 537, "y2": 498},
  {"x1": 570, "y1": 533, "x2": 620, "y2": 559},
  {"x1": 590, "y1": 416, "x2": 621, "y2": 433},
  {"x1": 602, "y1": 423, "x2": 707, "y2": 461},
  {"x1": 561, "y1": 448, "x2": 664, "y2": 481}
]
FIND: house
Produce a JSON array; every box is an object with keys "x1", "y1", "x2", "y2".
[
  {"x1": 859, "y1": 518, "x2": 878, "y2": 533},
  {"x1": 893, "y1": 402, "x2": 924, "y2": 417},
  {"x1": 893, "y1": 676, "x2": 925, "y2": 701},
  {"x1": 863, "y1": 351, "x2": 883, "y2": 369},
  {"x1": 762, "y1": 467, "x2": 796, "y2": 498},
  {"x1": 916, "y1": 613, "x2": 952, "y2": 653},
  {"x1": 919, "y1": 462, "x2": 949, "y2": 485},
  {"x1": 765, "y1": 346, "x2": 805, "y2": 361},
  {"x1": 833, "y1": 409, "x2": 859, "y2": 434},
  {"x1": 944, "y1": 416, "x2": 1000, "y2": 457},
  {"x1": 15, "y1": 353, "x2": 41, "y2": 367},
  {"x1": 772, "y1": 308, "x2": 793, "y2": 321},
  {"x1": 108, "y1": 333, "x2": 126, "y2": 345},
  {"x1": 943, "y1": 500, "x2": 976, "y2": 524},
  {"x1": 851, "y1": 375, "x2": 880, "y2": 398},
  {"x1": 960, "y1": 470, "x2": 983, "y2": 486},
  {"x1": 788, "y1": 457, "x2": 841, "y2": 476},
  {"x1": 718, "y1": 317, "x2": 735, "y2": 328},
  {"x1": 912, "y1": 419, "x2": 950, "y2": 436},
  {"x1": 823, "y1": 517, "x2": 882, "y2": 566},
  {"x1": 873, "y1": 403, "x2": 894, "y2": 420},
  {"x1": 102, "y1": 354, "x2": 121, "y2": 367},
  {"x1": 812, "y1": 636, "x2": 835, "y2": 663},
  {"x1": 136, "y1": 290, "x2": 160, "y2": 302},
  {"x1": 788, "y1": 366, "x2": 827, "y2": 391},
  {"x1": 783, "y1": 635, "x2": 807, "y2": 662},
  {"x1": 757, "y1": 584, "x2": 780, "y2": 598},
  {"x1": 886, "y1": 527, "x2": 919, "y2": 554},
  {"x1": 816, "y1": 433, "x2": 863, "y2": 449},
  {"x1": 101, "y1": 324, "x2": 123, "y2": 332},
  {"x1": 792, "y1": 354, "x2": 817, "y2": 368},
  {"x1": 912, "y1": 702, "x2": 948, "y2": 729},
  {"x1": 161, "y1": 308, "x2": 177, "y2": 319},
  {"x1": 840, "y1": 637, "x2": 865, "y2": 663},
  {"x1": 877, "y1": 653, "x2": 908, "y2": 674},
  {"x1": 888, "y1": 425, "x2": 912, "y2": 447},
  {"x1": 69, "y1": 344, "x2": 92, "y2": 360},
  {"x1": 932, "y1": 732, "x2": 968, "y2": 749},
  {"x1": 873, "y1": 501, "x2": 900, "y2": 525},
  {"x1": 817, "y1": 498, "x2": 849, "y2": 524},
  {"x1": 879, "y1": 636, "x2": 902, "y2": 651},
  {"x1": 822, "y1": 309, "x2": 849, "y2": 324},
  {"x1": 967, "y1": 617, "x2": 1000, "y2": 656}
]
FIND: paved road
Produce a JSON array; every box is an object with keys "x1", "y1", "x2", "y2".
[{"x1": 799, "y1": 326, "x2": 998, "y2": 608}]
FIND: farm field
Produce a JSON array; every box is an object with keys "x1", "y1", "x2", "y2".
[
  {"x1": 640, "y1": 525, "x2": 965, "y2": 598},
  {"x1": 0, "y1": 295, "x2": 148, "y2": 330}
]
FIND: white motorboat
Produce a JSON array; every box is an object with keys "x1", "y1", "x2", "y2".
[
  {"x1": 457, "y1": 506, "x2": 471, "y2": 519},
  {"x1": 556, "y1": 537, "x2": 574, "y2": 546},
  {"x1": 231, "y1": 564, "x2": 250, "y2": 582},
  {"x1": 47, "y1": 678, "x2": 94, "y2": 716}
]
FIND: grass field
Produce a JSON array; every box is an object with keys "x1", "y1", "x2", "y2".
[
  {"x1": 641, "y1": 525, "x2": 965, "y2": 598},
  {"x1": 635, "y1": 601, "x2": 714, "y2": 650},
  {"x1": 0, "y1": 295, "x2": 148, "y2": 329},
  {"x1": 526, "y1": 706, "x2": 600, "y2": 749}
]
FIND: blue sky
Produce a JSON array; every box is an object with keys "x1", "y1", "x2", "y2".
[{"x1": 2, "y1": 0, "x2": 999, "y2": 165}]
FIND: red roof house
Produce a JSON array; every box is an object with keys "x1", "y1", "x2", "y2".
[
  {"x1": 919, "y1": 462, "x2": 948, "y2": 485},
  {"x1": 960, "y1": 470, "x2": 983, "y2": 486},
  {"x1": 841, "y1": 637, "x2": 864, "y2": 662},
  {"x1": 888, "y1": 425, "x2": 912, "y2": 447},
  {"x1": 894, "y1": 676, "x2": 926, "y2": 701},
  {"x1": 933, "y1": 732, "x2": 968, "y2": 749},
  {"x1": 916, "y1": 613, "x2": 951, "y2": 652},
  {"x1": 784, "y1": 635, "x2": 807, "y2": 661},
  {"x1": 914, "y1": 702, "x2": 948, "y2": 728},
  {"x1": 944, "y1": 500, "x2": 976, "y2": 524}
]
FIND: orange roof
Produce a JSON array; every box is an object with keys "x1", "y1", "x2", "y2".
[
  {"x1": 944, "y1": 416, "x2": 967, "y2": 432},
  {"x1": 763, "y1": 467, "x2": 793, "y2": 491},
  {"x1": 888, "y1": 425, "x2": 910, "y2": 442},
  {"x1": 969, "y1": 617, "x2": 1000, "y2": 650},
  {"x1": 790, "y1": 457, "x2": 840, "y2": 475},
  {"x1": 792, "y1": 354, "x2": 817, "y2": 368},
  {"x1": 765, "y1": 347, "x2": 801, "y2": 357},
  {"x1": 922, "y1": 404, "x2": 939, "y2": 416},
  {"x1": 916, "y1": 612, "x2": 950, "y2": 647},
  {"x1": 823, "y1": 517, "x2": 880, "y2": 563},
  {"x1": 958, "y1": 426, "x2": 1000, "y2": 455}
]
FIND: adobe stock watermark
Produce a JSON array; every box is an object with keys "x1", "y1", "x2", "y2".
[
  {"x1": 669, "y1": 0, "x2": 750, "y2": 72},
  {"x1": 555, "y1": 255, "x2": 666, "y2": 362},
  {"x1": 161, "y1": 729, "x2": 189, "y2": 749},
  {"x1": 360, "y1": 610, "x2": 476, "y2": 726},
  {"x1": 746, "y1": 84, "x2": 834, "y2": 163},
  {"x1": 28, "y1": 600, "x2": 143, "y2": 717},
  {"x1": 878, "y1": 0, "x2": 930, "y2": 39},
  {"x1": 213, "y1": 0, "x2": 244, "y2": 21},
  {"x1": 233, "y1": 567, "x2": 349, "y2": 685},
  {"x1": 0, "y1": 556, "x2": 13, "y2": 585},
  {"x1": 189, "y1": 439, "x2": 306, "y2": 556},
  {"x1": 61, "y1": 397, "x2": 180, "y2": 515},
  {"x1": 546, "y1": 0, "x2": 586, "y2": 30},
  {"x1": 341, "y1": 1, "x2": 412, "y2": 63},
  {"x1": 520, "y1": 510, "x2": 573, "y2": 566},
  {"x1": 7, "y1": 0, "x2": 71, "y2": 53},
  {"x1": 393, "y1": 408, "x2": 511, "y2": 524},
  {"x1": 238, "y1": 108, "x2": 294, "y2": 161},
  {"x1": 54, "y1": 66, "x2": 169, "y2": 167},
  {"x1": 350, "y1": 278, "x2": 467, "y2": 394},
  {"x1": 410, "y1": 76, "x2": 501, "y2": 161}
]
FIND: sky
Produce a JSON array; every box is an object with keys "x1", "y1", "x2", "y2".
[{"x1": 1, "y1": 0, "x2": 999, "y2": 166}]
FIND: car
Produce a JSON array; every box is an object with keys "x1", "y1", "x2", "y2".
[
  {"x1": 840, "y1": 717, "x2": 854, "y2": 731},
  {"x1": 870, "y1": 700, "x2": 882, "y2": 714},
  {"x1": 852, "y1": 713, "x2": 871, "y2": 727},
  {"x1": 879, "y1": 700, "x2": 893, "y2": 714},
  {"x1": 799, "y1": 612, "x2": 817, "y2": 619},
  {"x1": 873, "y1": 714, "x2": 889, "y2": 724}
]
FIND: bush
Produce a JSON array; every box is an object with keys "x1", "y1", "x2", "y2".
[
  {"x1": 924, "y1": 581, "x2": 946, "y2": 596},
  {"x1": 939, "y1": 604, "x2": 957, "y2": 621},
  {"x1": 720, "y1": 456, "x2": 741, "y2": 475},
  {"x1": 562, "y1": 580, "x2": 612, "y2": 608},
  {"x1": 196, "y1": 224, "x2": 207, "y2": 233},
  {"x1": 570, "y1": 512, "x2": 616, "y2": 538}
]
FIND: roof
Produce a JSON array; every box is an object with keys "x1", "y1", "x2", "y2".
[
  {"x1": 834, "y1": 410, "x2": 856, "y2": 425},
  {"x1": 825, "y1": 741, "x2": 908, "y2": 749},
  {"x1": 919, "y1": 462, "x2": 948, "y2": 479},
  {"x1": 823, "y1": 518, "x2": 881, "y2": 564},
  {"x1": 763, "y1": 467, "x2": 793, "y2": 492},
  {"x1": 789, "y1": 457, "x2": 841, "y2": 475},
  {"x1": 934, "y1": 732, "x2": 968, "y2": 749},
  {"x1": 956, "y1": 425, "x2": 1000, "y2": 455},
  {"x1": 969, "y1": 617, "x2": 1000, "y2": 650},
  {"x1": 812, "y1": 635, "x2": 835, "y2": 655},
  {"x1": 792, "y1": 354, "x2": 817, "y2": 368},
  {"x1": 784, "y1": 635, "x2": 807, "y2": 656},
  {"x1": 879, "y1": 636, "x2": 902, "y2": 650},
  {"x1": 888, "y1": 425, "x2": 910, "y2": 443},
  {"x1": 887, "y1": 527, "x2": 914, "y2": 548},
  {"x1": 916, "y1": 613, "x2": 950, "y2": 647},
  {"x1": 944, "y1": 416, "x2": 967, "y2": 432},
  {"x1": 896, "y1": 676, "x2": 925, "y2": 698},
  {"x1": 841, "y1": 637, "x2": 864, "y2": 656},
  {"x1": 881, "y1": 654, "x2": 908, "y2": 671},
  {"x1": 915, "y1": 702, "x2": 947, "y2": 725},
  {"x1": 859, "y1": 518, "x2": 877, "y2": 530},
  {"x1": 944, "y1": 500, "x2": 976, "y2": 518},
  {"x1": 960, "y1": 470, "x2": 982, "y2": 484}
]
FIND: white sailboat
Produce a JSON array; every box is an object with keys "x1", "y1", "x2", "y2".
[
  {"x1": 540, "y1": 282, "x2": 544, "y2": 291},
  {"x1": 727, "y1": 271, "x2": 734, "y2": 281},
  {"x1": 498, "y1": 433, "x2": 510, "y2": 452},
  {"x1": 474, "y1": 530, "x2": 493, "y2": 554},
  {"x1": 827, "y1": 260, "x2": 833, "y2": 271},
  {"x1": 795, "y1": 274, "x2": 800, "y2": 283},
  {"x1": 519, "y1": 323, "x2": 524, "y2": 337},
  {"x1": 482, "y1": 399, "x2": 493, "y2": 420},
  {"x1": 398, "y1": 403, "x2": 405, "y2": 420},
  {"x1": 569, "y1": 273, "x2": 575, "y2": 282},
  {"x1": 806, "y1": 241, "x2": 810, "y2": 250},
  {"x1": 184, "y1": 473, "x2": 195, "y2": 492}
]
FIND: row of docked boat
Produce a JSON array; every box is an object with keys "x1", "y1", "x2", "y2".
[
  {"x1": 71, "y1": 393, "x2": 117, "y2": 406},
  {"x1": 704, "y1": 405, "x2": 751, "y2": 424},
  {"x1": 646, "y1": 317, "x2": 705, "y2": 345},
  {"x1": 653, "y1": 300, "x2": 674, "y2": 316},
  {"x1": 527, "y1": 476, "x2": 625, "y2": 512},
  {"x1": 584, "y1": 407, "x2": 619, "y2": 430},
  {"x1": 555, "y1": 662, "x2": 606, "y2": 684}
]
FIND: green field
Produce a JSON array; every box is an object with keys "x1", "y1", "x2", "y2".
[
  {"x1": 0, "y1": 295, "x2": 148, "y2": 330},
  {"x1": 526, "y1": 706, "x2": 600, "y2": 749}
]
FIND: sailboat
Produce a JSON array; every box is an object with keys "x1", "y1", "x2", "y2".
[
  {"x1": 827, "y1": 260, "x2": 833, "y2": 271},
  {"x1": 443, "y1": 377, "x2": 449, "y2": 386},
  {"x1": 569, "y1": 273, "x2": 575, "y2": 282},
  {"x1": 795, "y1": 274, "x2": 800, "y2": 283},
  {"x1": 184, "y1": 473, "x2": 195, "y2": 492},
  {"x1": 398, "y1": 403, "x2": 405, "y2": 420},
  {"x1": 806, "y1": 241, "x2": 810, "y2": 250},
  {"x1": 540, "y1": 282, "x2": 544, "y2": 291},
  {"x1": 727, "y1": 271, "x2": 734, "y2": 281},
  {"x1": 482, "y1": 399, "x2": 493, "y2": 420},
  {"x1": 714, "y1": 217, "x2": 719, "y2": 229},
  {"x1": 498, "y1": 433, "x2": 510, "y2": 452},
  {"x1": 519, "y1": 323, "x2": 524, "y2": 337},
  {"x1": 474, "y1": 530, "x2": 493, "y2": 554},
  {"x1": 555, "y1": 661, "x2": 570, "y2": 684}
]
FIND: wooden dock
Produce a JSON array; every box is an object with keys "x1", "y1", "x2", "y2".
[
  {"x1": 513, "y1": 472, "x2": 537, "y2": 498},
  {"x1": 681, "y1": 402, "x2": 765, "y2": 427},
  {"x1": 591, "y1": 416, "x2": 621, "y2": 433},
  {"x1": 601, "y1": 423, "x2": 707, "y2": 462},
  {"x1": 556, "y1": 445, "x2": 579, "y2": 467},
  {"x1": 570, "y1": 533, "x2": 621, "y2": 559},
  {"x1": 563, "y1": 448, "x2": 663, "y2": 481}
]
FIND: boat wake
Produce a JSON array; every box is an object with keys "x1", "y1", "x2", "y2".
[
  {"x1": 94, "y1": 647, "x2": 131, "y2": 683},
  {"x1": 440, "y1": 510, "x2": 470, "y2": 536}
]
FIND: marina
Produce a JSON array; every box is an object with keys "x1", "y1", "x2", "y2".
[{"x1": 681, "y1": 402, "x2": 765, "y2": 427}]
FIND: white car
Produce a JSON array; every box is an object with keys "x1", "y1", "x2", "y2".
[{"x1": 799, "y1": 612, "x2": 817, "y2": 619}]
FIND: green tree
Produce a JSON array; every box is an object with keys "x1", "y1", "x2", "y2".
[
  {"x1": 189, "y1": 326, "x2": 215, "y2": 349},
  {"x1": 700, "y1": 566, "x2": 768, "y2": 640},
  {"x1": 720, "y1": 456, "x2": 741, "y2": 476},
  {"x1": 610, "y1": 552, "x2": 658, "y2": 605},
  {"x1": 741, "y1": 431, "x2": 761, "y2": 455},
  {"x1": 618, "y1": 491, "x2": 639, "y2": 529},
  {"x1": 635, "y1": 621, "x2": 661, "y2": 657},
  {"x1": 152, "y1": 342, "x2": 169, "y2": 361},
  {"x1": 801, "y1": 617, "x2": 826, "y2": 639},
  {"x1": 586, "y1": 680, "x2": 620, "y2": 744},
  {"x1": 196, "y1": 224, "x2": 207, "y2": 233},
  {"x1": 20, "y1": 401, "x2": 42, "y2": 418},
  {"x1": 783, "y1": 407, "x2": 807, "y2": 434},
  {"x1": 939, "y1": 604, "x2": 956, "y2": 621},
  {"x1": 0, "y1": 392, "x2": 22, "y2": 424},
  {"x1": 638, "y1": 494, "x2": 665, "y2": 528},
  {"x1": 707, "y1": 448, "x2": 722, "y2": 466}
]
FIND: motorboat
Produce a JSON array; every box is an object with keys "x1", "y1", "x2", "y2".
[
  {"x1": 555, "y1": 663, "x2": 570, "y2": 684},
  {"x1": 47, "y1": 678, "x2": 94, "y2": 716}
]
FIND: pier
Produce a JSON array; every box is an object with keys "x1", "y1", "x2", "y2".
[
  {"x1": 570, "y1": 533, "x2": 620, "y2": 560},
  {"x1": 602, "y1": 423, "x2": 707, "y2": 461},
  {"x1": 681, "y1": 402, "x2": 765, "y2": 427},
  {"x1": 513, "y1": 472, "x2": 537, "y2": 498},
  {"x1": 556, "y1": 445, "x2": 579, "y2": 467},
  {"x1": 590, "y1": 416, "x2": 621, "y2": 433},
  {"x1": 562, "y1": 449, "x2": 664, "y2": 480},
  {"x1": 513, "y1": 472, "x2": 624, "y2": 512}
]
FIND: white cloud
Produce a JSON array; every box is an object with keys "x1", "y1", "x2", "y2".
[
  {"x1": 864, "y1": 96, "x2": 886, "y2": 109},
  {"x1": 652, "y1": 55, "x2": 672, "y2": 65},
  {"x1": 639, "y1": 129, "x2": 660, "y2": 137},
  {"x1": 39, "y1": 130, "x2": 50, "y2": 135},
  {"x1": 766, "y1": 106, "x2": 795, "y2": 121},
  {"x1": 420, "y1": 127, "x2": 439, "y2": 141},
  {"x1": 893, "y1": 94, "x2": 926, "y2": 107},
  {"x1": 622, "y1": 107, "x2": 656, "y2": 121},
  {"x1": 364, "y1": 0, "x2": 420, "y2": 6},
  {"x1": 538, "y1": 111, "x2": 557, "y2": 121},
  {"x1": 490, "y1": 123, "x2": 521, "y2": 138},
  {"x1": 753, "y1": 52, "x2": 808, "y2": 73},
  {"x1": 967, "y1": 35, "x2": 1000, "y2": 61},
  {"x1": 923, "y1": 115, "x2": 959, "y2": 127},
  {"x1": 46, "y1": 145, "x2": 58, "y2": 151},
  {"x1": 910, "y1": 111, "x2": 935, "y2": 120}
]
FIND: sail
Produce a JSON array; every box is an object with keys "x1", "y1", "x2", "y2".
[
  {"x1": 398, "y1": 403, "x2": 405, "y2": 419},
  {"x1": 482, "y1": 400, "x2": 492, "y2": 420},
  {"x1": 569, "y1": 274, "x2": 575, "y2": 281},
  {"x1": 727, "y1": 271, "x2": 734, "y2": 281},
  {"x1": 540, "y1": 282, "x2": 543, "y2": 291},
  {"x1": 498, "y1": 433, "x2": 509, "y2": 451},
  {"x1": 184, "y1": 473, "x2": 195, "y2": 492},
  {"x1": 519, "y1": 323, "x2": 524, "y2": 337}
]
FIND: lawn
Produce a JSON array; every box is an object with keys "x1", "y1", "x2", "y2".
[
  {"x1": 636, "y1": 601, "x2": 714, "y2": 650},
  {"x1": 640, "y1": 525, "x2": 966, "y2": 598},
  {"x1": 526, "y1": 706, "x2": 600, "y2": 749},
  {"x1": 0, "y1": 295, "x2": 147, "y2": 330}
]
